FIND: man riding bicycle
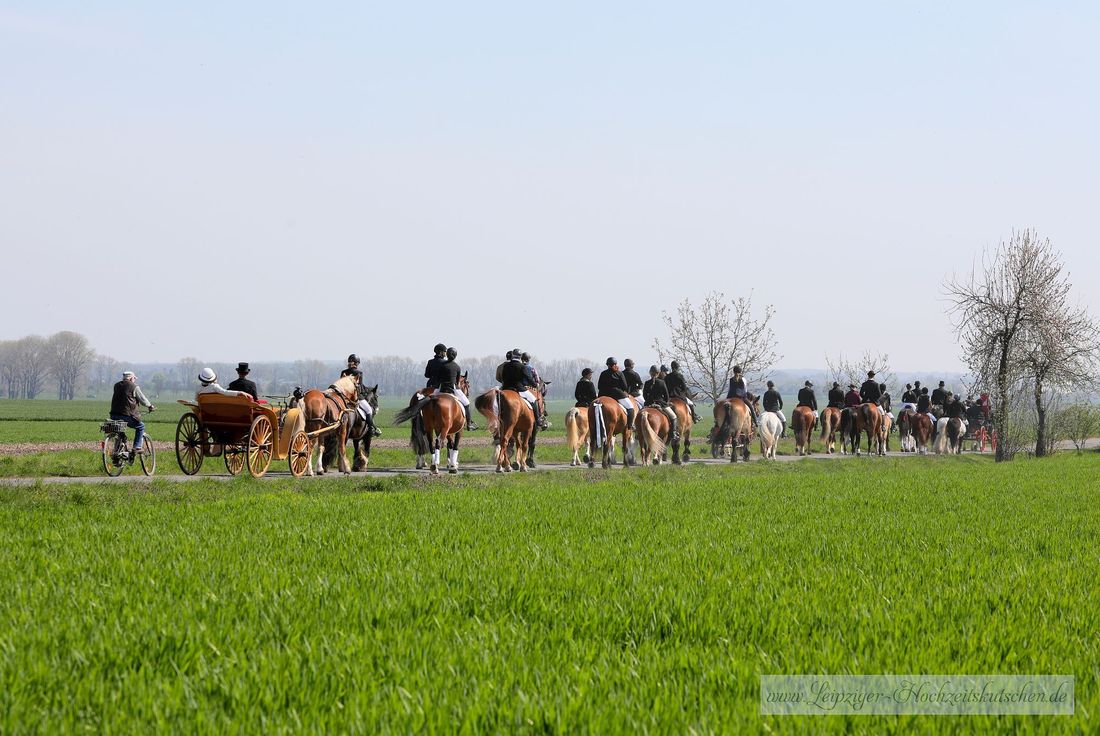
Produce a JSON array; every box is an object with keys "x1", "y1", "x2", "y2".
[{"x1": 110, "y1": 371, "x2": 154, "y2": 457}]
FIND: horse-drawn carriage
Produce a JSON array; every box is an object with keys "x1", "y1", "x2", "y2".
[{"x1": 173, "y1": 393, "x2": 329, "y2": 477}]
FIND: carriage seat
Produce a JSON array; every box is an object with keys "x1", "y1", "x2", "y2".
[{"x1": 195, "y1": 393, "x2": 257, "y2": 428}]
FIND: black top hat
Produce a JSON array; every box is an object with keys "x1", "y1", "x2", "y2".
[
  {"x1": 236, "y1": 362, "x2": 250, "y2": 373},
  {"x1": 867, "y1": 370, "x2": 875, "y2": 378},
  {"x1": 805, "y1": 380, "x2": 813, "y2": 387},
  {"x1": 659, "y1": 364, "x2": 670, "y2": 372}
]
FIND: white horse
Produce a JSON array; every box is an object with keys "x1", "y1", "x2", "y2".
[
  {"x1": 758, "y1": 411, "x2": 783, "y2": 460},
  {"x1": 934, "y1": 417, "x2": 965, "y2": 454}
]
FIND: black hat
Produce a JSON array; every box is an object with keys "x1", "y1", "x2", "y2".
[
  {"x1": 649, "y1": 364, "x2": 658, "y2": 374},
  {"x1": 766, "y1": 380, "x2": 774, "y2": 388},
  {"x1": 805, "y1": 380, "x2": 813, "y2": 387},
  {"x1": 581, "y1": 367, "x2": 593, "y2": 376},
  {"x1": 733, "y1": 365, "x2": 743, "y2": 373},
  {"x1": 606, "y1": 357, "x2": 616, "y2": 366},
  {"x1": 512, "y1": 348, "x2": 522, "y2": 357},
  {"x1": 521, "y1": 352, "x2": 530, "y2": 361},
  {"x1": 434, "y1": 343, "x2": 446, "y2": 354},
  {"x1": 236, "y1": 362, "x2": 249, "y2": 373},
  {"x1": 905, "y1": 383, "x2": 912, "y2": 388},
  {"x1": 914, "y1": 380, "x2": 922, "y2": 385},
  {"x1": 939, "y1": 380, "x2": 945, "y2": 386},
  {"x1": 660, "y1": 364, "x2": 670, "y2": 372},
  {"x1": 347, "y1": 354, "x2": 359, "y2": 364},
  {"x1": 832, "y1": 381, "x2": 840, "y2": 388},
  {"x1": 446, "y1": 347, "x2": 457, "y2": 359},
  {"x1": 505, "y1": 350, "x2": 513, "y2": 360},
  {"x1": 670, "y1": 360, "x2": 680, "y2": 370},
  {"x1": 624, "y1": 358, "x2": 634, "y2": 368},
  {"x1": 867, "y1": 370, "x2": 875, "y2": 378}
]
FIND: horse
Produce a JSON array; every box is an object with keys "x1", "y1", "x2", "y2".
[
  {"x1": 565, "y1": 406, "x2": 591, "y2": 466},
  {"x1": 911, "y1": 412, "x2": 933, "y2": 454},
  {"x1": 587, "y1": 396, "x2": 638, "y2": 468},
  {"x1": 321, "y1": 382, "x2": 380, "y2": 472},
  {"x1": 840, "y1": 403, "x2": 883, "y2": 456},
  {"x1": 935, "y1": 417, "x2": 964, "y2": 455},
  {"x1": 758, "y1": 411, "x2": 783, "y2": 460},
  {"x1": 710, "y1": 396, "x2": 759, "y2": 462},
  {"x1": 392, "y1": 377, "x2": 469, "y2": 474},
  {"x1": 791, "y1": 405, "x2": 817, "y2": 456},
  {"x1": 474, "y1": 383, "x2": 545, "y2": 473},
  {"x1": 295, "y1": 375, "x2": 358, "y2": 475},
  {"x1": 897, "y1": 408, "x2": 916, "y2": 452},
  {"x1": 668, "y1": 397, "x2": 695, "y2": 464},
  {"x1": 879, "y1": 411, "x2": 893, "y2": 452},
  {"x1": 819, "y1": 407, "x2": 842, "y2": 454},
  {"x1": 635, "y1": 406, "x2": 670, "y2": 466}
]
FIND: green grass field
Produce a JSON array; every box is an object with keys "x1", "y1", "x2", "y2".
[{"x1": 0, "y1": 456, "x2": 1097, "y2": 733}]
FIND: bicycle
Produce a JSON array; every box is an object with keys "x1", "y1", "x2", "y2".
[{"x1": 101, "y1": 411, "x2": 156, "y2": 477}]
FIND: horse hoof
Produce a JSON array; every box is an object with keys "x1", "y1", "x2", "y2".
[
  {"x1": 511, "y1": 462, "x2": 520, "y2": 471},
  {"x1": 587, "y1": 462, "x2": 595, "y2": 469},
  {"x1": 430, "y1": 465, "x2": 438, "y2": 475},
  {"x1": 495, "y1": 467, "x2": 503, "y2": 474},
  {"x1": 448, "y1": 468, "x2": 457, "y2": 475}
]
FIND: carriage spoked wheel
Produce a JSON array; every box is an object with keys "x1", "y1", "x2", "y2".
[
  {"x1": 138, "y1": 436, "x2": 156, "y2": 476},
  {"x1": 102, "y1": 432, "x2": 126, "y2": 477},
  {"x1": 288, "y1": 431, "x2": 310, "y2": 478},
  {"x1": 246, "y1": 415, "x2": 274, "y2": 478},
  {"x1": 175, "y1": 413, "x2": 204, "y2": 475},
  {"x1": 224, "y1": 446, "x2": 246, "y2": 476}
]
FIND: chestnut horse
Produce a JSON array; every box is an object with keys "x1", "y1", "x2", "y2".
[
  {"x1": 710, "y1": 396, "x2": 758, "y2": 462},
  {"x1": 588, "y1": 396, "x2": 637, "y2": 468},
  {"x1": 819, "y1": 407, "x2": 842, "y2": 454},
  {"x1": 840, "y1": 403, "x2": 884, "y2": 456},
  {"x1": 879, "y1": 411, "x2": 893, "y2": 452},
  {"x1": 392, "y1": 378, "x2": 468, "y2": 474},
  {"x1": 668, "y1": 397, "x2": 695, "y2": 464},
  {"x1": 565, "y1": 406, "x2": 591, "y2": 466},
  {"x1": 297, "y1": 375, "x2": 358, "y2": 475},
  {"x1": 911, "y1": 412, "x2": 933, "y2": 454},
  {"x1": 474, "y1": 387, "x2": 542, "y2": 472},
  {"x1": 635, "y1": 406, "x2": 670, "y2": 466},
  {"x1": 791, "y1": 405, "x2": 817, "y2": 456}
]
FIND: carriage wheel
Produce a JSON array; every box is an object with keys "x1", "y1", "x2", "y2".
[
  {"x1": 246, "y1": 415, "x2": 274, "y2": 477},
  {"x1": 102, "y1": 433, "x2": 126, "y2": 477},
  {"x1": 288, "y1": 431, "x2": 310, "y2": 478},
  {"x1": 224, "y1": 446, "x2": 246, "y2": 476},
  {"x1": 175, "y1": 413, "x2": 204, "y2": 475},
  {"x1": 139, "y1": 436, "x2": 156, "y2": 477}
]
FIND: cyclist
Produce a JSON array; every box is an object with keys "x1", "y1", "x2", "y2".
[{"x1": 109, "y1": 371, "x2": 154, "y2": 457}]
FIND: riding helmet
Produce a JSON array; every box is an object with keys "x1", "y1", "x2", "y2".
[
  {"x1": 733, "y1": 365, "x2": 742, "y2": 374},
  {"x1": 434, "y1": 343, "x2": 446, "y2": 354},
  {"x1": 446, "y1": 347, "x2": 457, "y2": 360},
  {"x1": 670, "y1": 361, "x2": 679, "y2": 370},
  {"x1": 521, "y1": 352, "x2": 530, "y2": 361},
  {"x1": 582, "y1": 368, "x2": 593, "y2": 376},
  {"x1": 347, "y1": 354, "x2": 359, "y2": 364},
  {"x1": 198, "y1": 367, "x2": 217, "y2": 383},
  {"x1": 606, "y1": 357, "x2": 616, "y2": 367},
  {"x1": 766, "y1": 380, "x2": 774, "y2": 388},
  {"x1": 660, "y1": 364, "x2": 670, "y2": 373},
  {"x1": 624, "y1": 358, "x2": 634, "y2": 368},
  {"x1": 649, "y1": 364, "x2": 659, "y2": 374},
  {"x1": 805, "y1": 380, "x2": 813, "y2": 387}
]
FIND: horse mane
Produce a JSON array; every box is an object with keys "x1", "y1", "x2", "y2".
[{"x1": 330, "y1": 375, "x2": 358, "y2": 399}]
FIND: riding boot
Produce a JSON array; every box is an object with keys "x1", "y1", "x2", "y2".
[
  {"x1": 781, "y1": 420, "x2": 787, "y2": 438},
  {"x1": 366, "y1": 412, "x2": 382, "y2": 437},
  {"x1": 626, "y1": 407, "x2": 635, "y2": 427},
  {"x1": 670, "y1": 413, "x2": 680, "y2": 441},
  {"x1": 464, "y1": 404, "x2": 478, "y2": 431}
]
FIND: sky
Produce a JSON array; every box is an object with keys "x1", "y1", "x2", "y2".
[{"x1": 2, "y1": 1, "x2": 1098, "y2": 370}]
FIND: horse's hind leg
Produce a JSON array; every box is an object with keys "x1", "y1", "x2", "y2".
[
  {"x1": 429, "y1": 432, "x2": 441, "y2": 475},
  {"x1": 448, "y1": 433, "x2": 460, "y2": 474}
]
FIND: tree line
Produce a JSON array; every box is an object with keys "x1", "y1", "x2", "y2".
[{"x1": 0, "y1": 332, "x2": 95, "y2": 400}]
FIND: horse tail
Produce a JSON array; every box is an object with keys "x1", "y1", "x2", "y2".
[
  {"x1": 498, "y1": 391, "x2": 513, "y2": 436},
  {"x1": 947, "y1": 418, "x2": 961, "y2": 451},
  {"x1": 715, "y1": 403, "x2": 733, "y2": 446},
  {"x1": 392, "y1": 397, "x2": 420, "y2": 426},
  {"x1": 637, "y1": 410, "x2": 665, "y2": 462},
  {"x1": 474, "y1": 390, "x2": 499, "y2": 433},
  {"x1": 934, "y1": 420, "x2": 946, "y2": 454},
  {"x1": 566, "y1": 408, "x2": 581, "y2": 452},
  {"x1": 820, "y1": 410, "x2": 829, "y2": 440}
]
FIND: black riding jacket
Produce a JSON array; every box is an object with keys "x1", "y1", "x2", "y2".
[
  {"x1": 727, "y1": 376, "x2": 747, "y2": 399},
  {"x1": 917, "y1": 394, "x2": 931, "y2": 413},
  {"x1": 598, "y1": 368, "x2": 630, "y2": 400},
  {"x1": 945, "y1": 400, "x2": 964, "y2": 419},
  {"x1": 437, "y1": 360, "x2": 461, "y2": 394},
  {"x1": 762, "y1": 389, "x2": 783, "y2": 413},
  {"x1": 797, "y1": 387, "x2": 817, "y2": 410},
  {"x1": 643, "y1": 377, "x2": 669, "y2": 407},
  {"x1": 574, "y1": 379, "x2": 597, "y2": 407},
  {"x1": 827, "y1": 387, "x2": 845, "y2": 409},
  {"x1": 879, "y1": 392, "x2": 891, "y2": 412},
  {"x1": 931, "y1": 387, "x2": 948, "y2": 405},
  {"x1": 227, "y1": 377, "x2": 259, "y2": 400},
  {"x1": 424, "y1": 356, "x2": 448, "y2": 388},
  {"x1": 623, "y1": 369, "x2": 644, "y2": 396},
  {"x1": 665, "y1": 370, "x2": 689, "y2": 398},
  {"x1": 500, "y1": 360, "x2": 527, "y2": 393},
  {"x1": 859, "y1": 380, "x2": 881, "y2": 404},
  {"x1": 901, "y1": 389, "x2": 916, "y2": 404}
]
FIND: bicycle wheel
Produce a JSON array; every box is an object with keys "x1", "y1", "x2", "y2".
[
  {"x1": 102, "y1": 433, "x2": 126, "y2": 477},
  {"x1": 140, "y1": 435, "x2": 156, "y2": 476}
]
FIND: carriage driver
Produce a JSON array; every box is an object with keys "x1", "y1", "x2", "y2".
[
  {"x1": 664, "y1": 361, "x2": 702, "y2": 423},
  {"x1": 644, "y1": 365, "x2": 680, "y2": 441},
  {"x1": 762, "y1": 380, "x2": 785, "y2": 437},
  {"x1": 598, "y1": 358, "x2": 636, "y2": 427},
  {"x1": 227, "y1": 362, "x2": 259, "y2": 400},
  {"x1": 110, "y1": 371, "x2": 154, "y2": 457},
  {"x1": 441, "y1": 347, "x2": 477, "y2": 431},
  {"x1": 500, "y1": 350, "x2": 546, "y2": 429},
  {"x1": 726, "y1": 365, "x2": 758, "y2": 428}
]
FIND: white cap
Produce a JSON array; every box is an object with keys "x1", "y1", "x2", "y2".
[{"x1": 122, "y1": 371, "x2": 136, "y2": 379}]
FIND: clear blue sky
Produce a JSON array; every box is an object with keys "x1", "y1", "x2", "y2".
[{"x1": 2, "y1": 2, "x2": 1098, "y2": 371}]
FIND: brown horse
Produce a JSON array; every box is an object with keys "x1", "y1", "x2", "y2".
[
  {"x1": 474, "y1": 387, "x2": 541, "y2": 472},
  {"x1": 911, "y1": 412, "x2": 933, "y2": 454},
  {"x1": 935, "y1": 417, "x2": 964, "y2": 455},
  {"x1": 565, "y1": 406, "x2": 591, "y2": 466},
  {"x1": 791, "y1": 405, "x2": 817, "y2": 456},
  {"x1": 710, "y1": 396, "x2": 758, "y2": 462},
  {"x1": 879, "y1": 411, "x2": 893, "y2": 452},
  {"x1": 588, "y1": 396, "x2": 637, "y2": 468},
  {"x1": 392, "y1": 379, "x2": 468, "y2": 474},
  {"x1": 840, "y1": 403, "x2": 884, "y2": 456},
  {"x1": 897, "y1": 408, "x2": 915, "y2": 452},
  {"x1": 819, "y1": 407, "x2": 842, "y2": 454},
  {"x1": 668, "y1": 397, "x2": 695, "y2": 464},
  {"x1": 297, "y1": 375, "x2": 358, "y2": 475},
  {"x1": 635, "y1": 406, "x2": 670, "y2": 466}
]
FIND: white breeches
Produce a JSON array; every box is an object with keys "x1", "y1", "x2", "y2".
[
  {"x1": 901, "y1": 402, "x2": 916, "y2": 411},
  {"x1": 451, "y1": 388, "x2": 470, "y2": 407},
  {"x1": 617, "y1": 398, "x2": 634, "y2": 413},
  {"x1": 518, "y1": 390, "x2": 536, "y2": 404},
  {"x1": 357, "y1": 400, "x2": 374, "y2": 416}
]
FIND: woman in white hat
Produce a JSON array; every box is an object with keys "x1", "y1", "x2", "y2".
[{"x1": 195, "y1": 368, "x2": 251, "y2": 400}]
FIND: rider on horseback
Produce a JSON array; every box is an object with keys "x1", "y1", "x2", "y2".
[
  {"x1": 574, "y1": 368, "x2": 597, "y2": 407},
  {"x1": 762, "y1": 380, "x2": 786, "y2": 438},
  {"x1": 501, "y1": 350, "x2": 547, "y2": 430},
  {"x1": 342, "y1": 354, "x2": 381, "y2": 437},
  {"x1": 797, "y1": 381, "x2": 817, "y2": 410},
  {"x1": 917, "y1": 387, "x2": 936, "y2": 437},
  {"x1": 623, "y1": 359, "x2": 645, "y2": 409},
  {"x1": 931, "y1": 381, "x2": 949, "y2": 407},
  {"x1": 860, "y1": 371, "x2": 885, "y2": 416},
  {"x1": 900, "y1": 383, "x2": 916, "y2": 406},
  {"x1": 644, "y1": 365, "x2": 680, "y2": 441},
  {"x1": 878, "y1": 382, "x2": 891, "y2": 413},
  {"x1": 440, "y1": 347, "x2": 477, "y2": 431},
  {"x1": 424, "y1": 344, "x2": 449, "y2": 393},
  {"x1": 727, "y1": 366, "x2": 758, "y2": 428},
  {"x1": 827, "y1": 382, "x2": 845, "y2": 409},
  {"x1": 664, "y1": 361, "x2": 702, "y2": 422},
  {"x1": 598, "y1": 358, "x2": 636, "y2": 427},
  {"x1": 844, "y1": 383, "x2": 862, "y2": 408}
]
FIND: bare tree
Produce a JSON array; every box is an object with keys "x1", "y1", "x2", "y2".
[
  {"x1": 0, "y1": 341, "x2": 16, "y2": 398},
  {"x1": 12, "y1": 336, "x2": 48, "y2": 399},
  {"x1": 823, "y1": 351, "x2": 894, "y2": 390},
  {"x1": 46, "y1": 331, "x2": 96, "y2": 400},
  {"x1": 653, "y1": 291, "x2": 780, "y2": 403},
  {"x1": 945, "y1": 230, "x2": 1059, "y2": 461},
  {"x1": 91, "y1": 354, "x2": 121, "y2": 395}
]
